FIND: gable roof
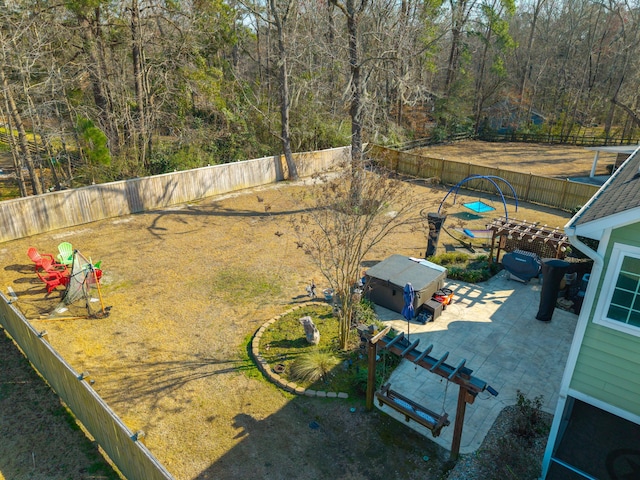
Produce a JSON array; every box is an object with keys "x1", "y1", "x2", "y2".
[{"x1": 567, "y1": 146, "x2": 640, "y2": 240}]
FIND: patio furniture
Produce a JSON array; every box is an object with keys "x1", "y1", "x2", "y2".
[
  {"x1": 27, "y1": 247, "x2": 56, "y2": 272},
  {"x1": 375, "y1": 383, "x2": 450, "y2": 438},
  {"x1": 84, "y1": 266, "x2": 103, "y2": 285},
  {"x1": 36, "y1": 268, "x2": 68, "y2": 294},
  {"x1": 40, "y1": 257, "x2": 69, "y2": 275},
  {"x1": 502, "y1": 249, "x2": 542, "y2": 282},
  {"x1": 57, "y1": 242, "x2": 74, "y2": 266}
]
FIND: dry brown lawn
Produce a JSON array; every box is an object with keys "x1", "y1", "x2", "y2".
[
  {"x1": 414, "y1": 140, "x2": 613, "y2": 177},
  {"x1": 0, "y1": 141, "x2": 580, "y2": 480}
]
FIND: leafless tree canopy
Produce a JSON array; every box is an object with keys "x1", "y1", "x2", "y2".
[
  {"x1": 292, "y1": 164, "x2": 424, "y2": 348},
  {"x1": 1, "y1": 0, "x2": 640, "y2": 195}
]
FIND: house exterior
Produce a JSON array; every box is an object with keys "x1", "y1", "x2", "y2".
[
  {"x1": 481, "y1": 100, "x2": 545, "y2": 133},
  {"x1": 541, "y1": 145, "x2": 640, "y2": 479}
]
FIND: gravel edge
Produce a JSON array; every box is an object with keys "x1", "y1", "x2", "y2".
[{"x1": 446, "y1": 405, "x2": 552, "y2": 480}]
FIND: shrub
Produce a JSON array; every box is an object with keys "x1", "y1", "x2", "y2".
[
  {"x1": 290, "y1": 351, "x2": 341, "y2": 383},
  {"x1": 352, "y1": 349, "x2": 401, "y2": 396},
  {"x1": 353, "y1": 298, "x2": 380, "y2": 326},
  {"x1": 512, "y1": 390, "x2": 547, "y2": 443},
  {"x1": 428, "y1": 252, "x2": 501, "y2": 283},
  {"x1": 429, "y1": 252, "x2": 470, "y2": 265}
]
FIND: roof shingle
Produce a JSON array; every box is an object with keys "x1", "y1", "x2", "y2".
[{"x1": 575, "y1": 148, "x2": 640, "y2": 226}]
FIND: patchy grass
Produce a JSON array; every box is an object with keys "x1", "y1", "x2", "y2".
[
  {"x1": 0, "y1": 156, "x2": 572, "y2": 479},
  {"x1": 0, "y1": 182, "x2": 19, "y2": 200},
  {"x1": 208, "y1": 267, "x2": 283, "y2": 305}
]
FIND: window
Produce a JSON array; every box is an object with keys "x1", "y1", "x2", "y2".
[
  {"x1": 595, "y1": 243, "x2": 640, "y2": 335},
  {"x1": 607, "y1": 255, "x2": 640, "y2": 327}
]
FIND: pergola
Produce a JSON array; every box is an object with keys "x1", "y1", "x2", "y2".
[{"x1": 488, "y1": 217, "x2": 569, "y2": 262}]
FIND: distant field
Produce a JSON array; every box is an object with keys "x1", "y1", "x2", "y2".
[{"x1": 413, "y1": 140, "x2": 616, "y2": 178}]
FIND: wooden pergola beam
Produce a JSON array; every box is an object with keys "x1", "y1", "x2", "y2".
[
  {"x1": 488, "y1": 216, "x2": 569, "y2": 260},
  {"x1": 362, "y1": 330, "x2": 496, "y2": 461}
]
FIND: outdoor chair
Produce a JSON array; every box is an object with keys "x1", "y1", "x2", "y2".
[
  {"x1": 56, "y1": 242, "x2": 74, "y2": 266},
  {"x1": 81, "y1": 264, "x2": 103, "y2": 285},
  {"x1": 36, "y1": 268, "x2": 68, "y2": 294},
  {"x1": 27, "y1": 247, "x2": 56, "y2": 272},
  {"x1": 40, "y1": 257, "x2": 69, "y2": 275}
]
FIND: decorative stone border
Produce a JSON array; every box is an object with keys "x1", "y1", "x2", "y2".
[{"x1": 251, "y1": 301, "x2": 349, "y2": 399}]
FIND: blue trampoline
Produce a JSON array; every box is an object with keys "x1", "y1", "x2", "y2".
[
  {"x1": 438, "y1": 175, "x2": 518, "y2": 220},
  {"x1": 463, "y1": 200, "x2": 495, "y2": 214}
]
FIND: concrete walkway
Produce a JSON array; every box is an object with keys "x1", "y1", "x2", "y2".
[{"x1": 374, "y1": 270, "x2": 578, "y2": 455}]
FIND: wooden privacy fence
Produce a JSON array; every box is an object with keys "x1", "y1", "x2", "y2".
[
  {"x1": 479, "y1": 131, "x2": 640, "y2": 146},
  {"x1": 369, "y1": 144, "x2": 600, "y2": 212},
  {"x1": 0, "y1": 146, "x2": 350, "y2": 244},
  {"x1": 0, "y1": 294, "x2": 174, "y2": 480}
]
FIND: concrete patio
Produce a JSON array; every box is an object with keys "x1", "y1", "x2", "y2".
[{"x1": 373, "y1": 270, "x2": 578, "y2": 455}]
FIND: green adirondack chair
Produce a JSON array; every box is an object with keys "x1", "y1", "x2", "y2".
[{"x1": 56, "y1": 242, "x2": 74, "y2": 266}]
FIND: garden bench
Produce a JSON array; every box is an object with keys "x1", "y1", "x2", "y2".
[{"x1": 375, "y1": 383, "x2": 450, "y2": 437}]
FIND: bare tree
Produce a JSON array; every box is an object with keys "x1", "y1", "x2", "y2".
[
  {"x1": 130, "y1": 0, "x2": 151, "y2": 168},
  {"x1": 292, "y1": 164, "x2": 422, "y2": 349},
  {"x1": 267, "y1": 0, "x2": 298, "y2": 179},
  {"x1": 444, "y1": 0, "x2": 478, "y2": 95},
  {"x1": 0, "y1": 6, "x2": 45, "y2": 197},
  {"x1": 329, "y1": 0, "x2": 368, "y2": 164},
  {"x1": 471, "y1": 0, "x2": 516, "y2": 132},
  {"x1": 516, "y1": 0, "x2": 547, "y2": 123}
]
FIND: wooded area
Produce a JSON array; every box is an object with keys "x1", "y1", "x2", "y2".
[{"x1": 1, "y1": 0, "x2": 639, "y2": 197}]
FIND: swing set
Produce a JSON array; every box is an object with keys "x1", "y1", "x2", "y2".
[
  {"x1": 431, "y1": 174, "x2": 519, "y2": 253},
  {"x1": 360, "y1": 326, "x2": 498, "y2": 460},
  {"x1": 438, "y1": 174, "x2": 519, "y2": 221}
]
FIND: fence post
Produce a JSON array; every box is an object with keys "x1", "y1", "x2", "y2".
[
  {"x1": 524, "y1": 172, "x2": 533, "y2": 202},
  {"x1": 559, "y1": 179, "x2": 569, "y2": 210}
]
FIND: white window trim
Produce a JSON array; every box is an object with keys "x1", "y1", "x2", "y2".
[{"x1": 593, "y1": 242, "x2": 640, "y2": 336}]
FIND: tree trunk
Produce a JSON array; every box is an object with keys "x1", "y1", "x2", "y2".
[
  {"x1": 473, "y1": 29, "x2": 491, "y2": 133},
  {"x1": 445, "y1": 27, "x2": 461, "y2": 95},
  {"x1": 518, "y1": 0, "x2": 545, "y2": 121},
  {"x1": 130, "y1": 0, "x2": 149, "y2": 168},
  {"x1": 346, "y1": 0, "x2": 363, "y2": 164},
  {"x1": 78, "y1": 10, "x2": 119, "y2": 152},
  {"x1": 0, "y1": 66, "x2": 43, "y2": 195},
  {"x1": 612, "y1": 98, "x2": 640, "y2": 129},
  {"x1": 269, "y1": 0, "x2": 298, "y2": 180},
  {"x1": 0, "y1": 100, "x2": 28, "y2": 197}
]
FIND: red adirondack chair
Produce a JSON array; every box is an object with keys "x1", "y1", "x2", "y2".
[
  {"x1": 40, "y1": 257, "x2": 69, "y2": 275},
  {"x1": 27, "y1": 247, "x2": 56, "y2": 272},
  {"x1": 36, "y1": 268, "x2": 68, "y2": 294}
]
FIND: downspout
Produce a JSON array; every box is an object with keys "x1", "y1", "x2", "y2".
[{"x1": 564, "y1": 226, "x2": 603, "y2": 267}]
